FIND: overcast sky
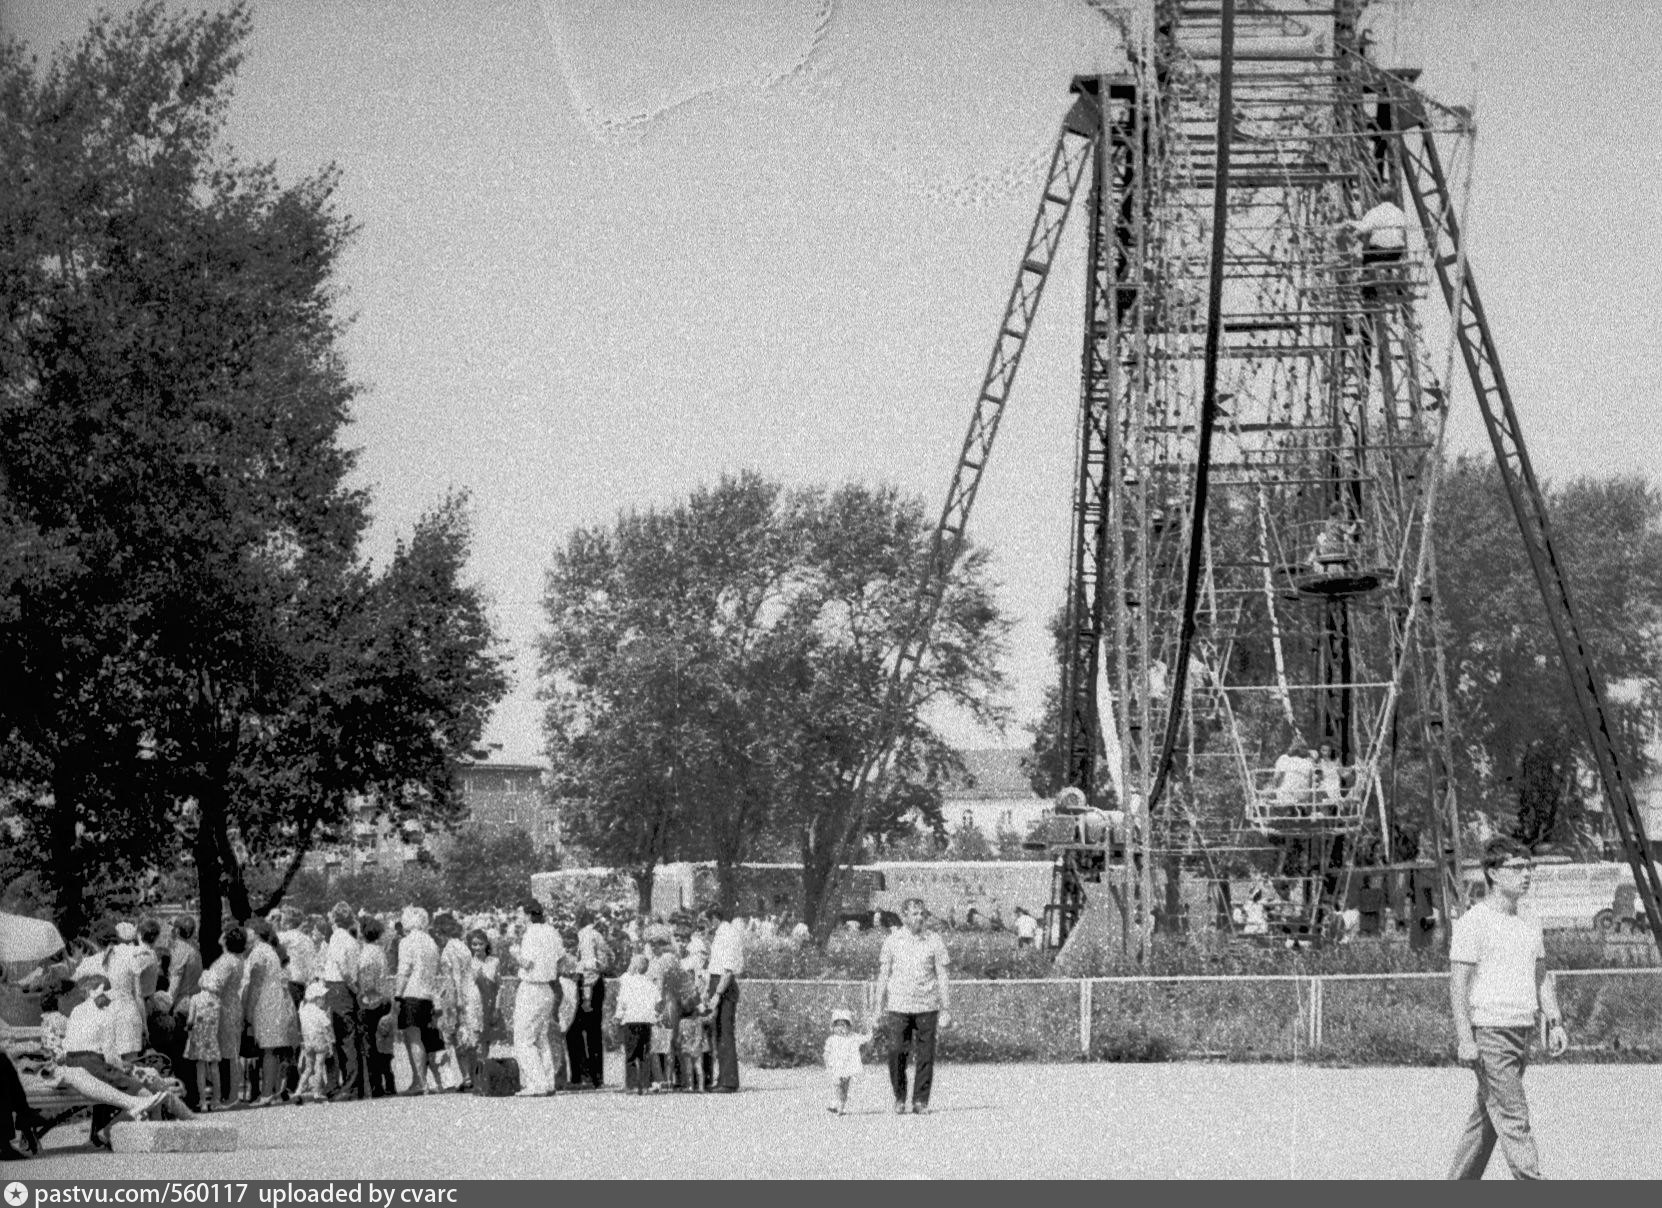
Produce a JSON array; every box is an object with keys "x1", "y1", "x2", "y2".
[{"x1": 5, "y1": 0, "x2": 1659, "y2": 763}]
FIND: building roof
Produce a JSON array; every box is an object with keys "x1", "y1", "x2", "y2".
[{"x1": 943, "y1": 748, "x2": 1039, "y2": 801}]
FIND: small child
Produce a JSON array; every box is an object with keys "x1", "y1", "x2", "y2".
[
  {"x1": 676, "y1": 1002, "x2": 707, "y2": 1092},
  {"x1": 613, "y1": 955, "x2": 659, "y2": 1095},
  {"x1": 295, "y1": 982, "x2": 333, "y2": 1104},
  {"x1": 822, "y1": 1009, "x2": 871, "y2": 1115},
  {"x1": 182, "y1": 987, "x2": 222, "y2": 1110}
]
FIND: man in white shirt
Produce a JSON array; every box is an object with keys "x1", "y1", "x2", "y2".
[
  {"x1": 1446, "y1": 837, "x2": 1567, "y2": 1179},
  {"x1": 876, "y1": 898, "x2": 952, "y2": 1115},
  {"x1": 1345, "y1": 197, "x2": 1409, "y2": 301},
  {"x1": 512, "y1": 900, "x2": 564, "y2": 1096},
  {"x1": 320, "y1": 903, "x2": 363, "y2": 1101},
  {"x1": 700, "y1": 907, "x2": 745, "y2": 1092},
  {"x1": 60, "y1": 970, "x2": 163, "y2": 1143},
  {"x1": 1012, "y1": 906, "x2": 1040, "y2": 949},
  {"x1": 277, "y1": 907, "x2": 317, "y2": 1008}
]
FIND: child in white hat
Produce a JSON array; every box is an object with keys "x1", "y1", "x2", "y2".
[
  {"x1": 295, "y1": 982, "x2": 333, "y2": 1103},
  {"x1": 822, "y1": 1009, "x2": 871, "y2": 1115}
]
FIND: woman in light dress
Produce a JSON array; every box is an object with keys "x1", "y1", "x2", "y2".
[
  {"x1": 79, "y1": 921, "x2": 147, "y2": 1062},
  {"x1": 201, "y1": 925, "x2": 248, "y2": 1106},
  {"x1": 243, "y1": 919, "x2": 300, "y2": 1104}
]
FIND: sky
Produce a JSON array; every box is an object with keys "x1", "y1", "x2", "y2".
[{"x1": 3, "y1": 0, "x2": 1660, "y2": 764}]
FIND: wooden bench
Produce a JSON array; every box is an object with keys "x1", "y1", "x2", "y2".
[
  {"x1": 5, "y1": 1026, "x2": 177, "y2": 1150},
  {"x1": 5, "y1": 1028, "x2": 96, "y2": 1148}
]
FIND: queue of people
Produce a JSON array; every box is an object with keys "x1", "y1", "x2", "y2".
[
  {"x1": 0, "y1": 894, "x2": 766, "y2": 1154},
  {"x1": 2, "y1": 892, "x2": 966, "y2": 1159}
]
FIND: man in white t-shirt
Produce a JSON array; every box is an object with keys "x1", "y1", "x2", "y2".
[
  {"x1": 1012, "y1": 907, "x2": 1040, "y2": 949},
  {"x1": 1446, "y1": 837, "x2": 1568, "y2": 1180},
  {"x1": 875, "y1": 898, "x2": 952, "y2": 1115}
]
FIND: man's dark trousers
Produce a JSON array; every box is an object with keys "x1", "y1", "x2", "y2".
[
  {"x1": 885, "y1": 1010, "x2": 939, "y2": 1108},
  {"x1": 567, "y1": 973, "x2": 605, "y2": 1088},
  {"x1": 324, "y1": 981, "x2": 362, "y2": 1100},
  {"x1": 706, "y1": 973, "x2": 740, "y2": 1090}
]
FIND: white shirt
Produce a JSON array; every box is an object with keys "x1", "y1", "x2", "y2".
[
  {"x1": 321, "y1": 929, "x2": 360, "y2": 984},
  {"x1": 279, "y1": 928, "x2": 316, "y2": 984},
  {"x1": 614, "y1": 973, "x2": 660, "y2": 1025},
  {"x1": 880, "y1": 928, "x2": 950, "y2": 1014},
  {"x1": 1354, "y1": 201, "x2": 1408, "y2": 249},
  {"x1": 576, "y1": 924, "x2": 603, "y2": 972},
  {"x1": 63, "y1": 996, "x2": 116, "y2": 1061},
  {"x1": 1450, "y1": 899, "x2": 1545, "y2": 1028},
  {"x1": 395, "y1": 929, "x2": 441, "y2": 1001},
  {"x1": 516, "y1": 922, "x2": 565, "y2": 984},
  {"x1": 1014, "y1": 914, "x2": 1040, "y2": 942},
  {"x1": 1274, "y1": 752, "x2": 1315, "y2": 802},
  {"x1": 707, "y1": 921, "x2": 745, "y2": 978},
  {"x1": 297, "y1": 1002, "x2": 333, "y2": 1052}
]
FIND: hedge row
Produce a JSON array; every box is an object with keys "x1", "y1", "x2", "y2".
[
  {"x1": 497, "y1": 970, "x2": 1662, "y2": 1068},
  {"x1": 737, "y1": 928, "x2": 1658, "y2": 981}
]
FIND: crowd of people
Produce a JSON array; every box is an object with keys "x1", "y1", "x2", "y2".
[
  {"x1": 1, "y1": 892, "x2": 968, "y2": 1157},
  {"x1": 0, "y1": 896, "x2": 758, "y2": 1153}
]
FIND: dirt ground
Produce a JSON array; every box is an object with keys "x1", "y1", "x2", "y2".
[{"x1": 20, "y1": 1058, "x2": 1661, "y2": 1180}]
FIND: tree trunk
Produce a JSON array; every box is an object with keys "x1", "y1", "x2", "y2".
[
  {"x1": 630, "y1": 861, "x2": 657, "y2": 916},
  {"x1": 254, "y1": 803, "x2": 324, "y2": 916},
  {"x1": 800, "y1": 828, "x2": 842, "y2": 948},
  {"x1": 194, "y1": 815, "x2": 223, "y2": 966},
  {"x1": 211, "y1": 788, "x2": 252, "y2": 922},
  {"x1": 714, "y1": 859, "x2": 737, "y2": 914}
]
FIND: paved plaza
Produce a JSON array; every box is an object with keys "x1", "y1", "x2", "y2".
[{"x1": 18, "y1": 1060, "x2": 1661, "y2": 1180}]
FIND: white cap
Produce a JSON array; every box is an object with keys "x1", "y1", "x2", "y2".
[{"x1": 831, "y1": 1009, "x2": 852, "y2": 1026}]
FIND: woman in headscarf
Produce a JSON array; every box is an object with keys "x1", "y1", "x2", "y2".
[
  {"x1": 201, "y1": 925, "x2": 248, "y2": 1106},
  {"x1": 243, "y1": 919, "x2": 299, "y2": 1105}
]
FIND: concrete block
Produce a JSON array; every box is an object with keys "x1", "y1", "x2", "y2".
[{"x1": 110, "y1": 1121, "x2": 240, "y2": 1153}]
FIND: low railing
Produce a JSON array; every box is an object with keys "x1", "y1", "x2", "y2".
[{"x1": 494, "y1": 968, "x2": 1662, "y2": 1066}]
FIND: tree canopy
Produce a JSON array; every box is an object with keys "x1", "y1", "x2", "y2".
[
  {"x1": 1433, "y1": 456, "x2": 1662, "y2": 850},
  {"x1": 0, "y1": 4, "x2": 508, "y2": 944},
  {"x1": 540, "y1": 472, "x2": 1010, "y2": 933}
]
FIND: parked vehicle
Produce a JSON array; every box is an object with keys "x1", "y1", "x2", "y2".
[{"x1": 1461, "y1": 858, "x2": 1634, "y2": 930}]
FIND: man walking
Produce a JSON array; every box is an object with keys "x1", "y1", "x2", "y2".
[
  {"x1": 1447, "y1": 837, "x2": 1568, "y2": 1179},
  {"x1": 701, "y1": 906, "x2": 744, "y2": 1092},
  {"x1": 876, "y1": 898, "x2": 952, "y2": 1115}
]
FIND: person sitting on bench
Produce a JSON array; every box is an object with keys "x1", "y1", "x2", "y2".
[{"x1": 52, "y1": 969, "x2": 180, "y2": 1147}]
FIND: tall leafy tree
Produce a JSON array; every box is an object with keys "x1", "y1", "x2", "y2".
[
  {"x1": 1434, "y1": 456, "x2": 1662, "y2": 850},
  {"x1": 541, "y1": 475, "x2": 798, "y2": 907},
  {"x1": 764, "y1": 483, "x2": 1009, "y2": 936},
  {"x1": 540, "y1": 475, "x2": 1010, "y2": 933},
  {"x1": 0, "y1": 6, "x2": 507, "y2": 943}
]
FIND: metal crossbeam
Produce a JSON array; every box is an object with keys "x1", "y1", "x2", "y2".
[{"x1": 1383, "y1": 71, "x2": 1662, "y2": 954}]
